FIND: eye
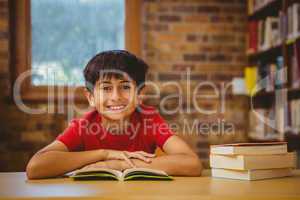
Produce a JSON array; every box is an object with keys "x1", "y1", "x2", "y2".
[
  {"x1": 101, "y1": 86, "x2": 112, "y2": 91},
  {"x1": 121, "y1": 84, "x2": 131, "y2": 90}
]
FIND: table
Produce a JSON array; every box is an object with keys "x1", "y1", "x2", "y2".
[{"x1": 0, "y1": 170, "x2": 300, "y2": 200}]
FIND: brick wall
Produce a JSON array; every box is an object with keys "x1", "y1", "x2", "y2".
[
  {"x1": 0, "y1": 0, "x2": 248, "y2": 171},
  {"x1": 141, "y1": 0, "x2": 248, "y2": 167}
]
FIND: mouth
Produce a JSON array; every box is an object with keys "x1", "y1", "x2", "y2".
[{"x1": 106, "y1": 105, "x2": 126, "y2": 111}]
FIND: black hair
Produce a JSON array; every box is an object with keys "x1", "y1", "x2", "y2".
[{"x1": 83, "y1": 50, "x2": 149, "y2": 92}]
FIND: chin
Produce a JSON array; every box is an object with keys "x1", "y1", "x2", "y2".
[
  {"x1": 106, "y1": 115, "x2": 125, "y2": 121},
  {"x1": 103, "y1": 112, "x2": 128, "y2": 121}
]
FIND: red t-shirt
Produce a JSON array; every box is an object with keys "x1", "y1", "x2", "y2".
[{"x1": 56, "y1": 105, "x2": 174, "y2": 153}]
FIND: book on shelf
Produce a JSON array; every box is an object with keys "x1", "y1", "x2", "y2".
[
  {"x1": 274, "y1": 88, "x2": 288, "y2": 139},
  {"x1": 257, "y1": 61, "x2": 268, "y2": 90},
  {"x1": 275, "y1": 56, "x2": 287, "y2": 88},
  {"x1": 245, "y1": 66, "x2": 258, "y2": 96},
  {"x1": 210, "y1": 152, "x2": 296, "y2": 170},
  {"x1": 261, "y1": 17, "x2": 280, "y2": 51},
  {"x1": 266, "y1": 63, "x2": 276, "y2": 92},
  {"x1": 279, "y1": 10, "x2": 288, "y2": 42},
  {"x1": 210, "y1": 142, "x2": 287, "y2": 155},
  {"x1": 68, "y1": 167, "x2": 173, "y2": 181},
  {"x1": 268, "y1": 17, "x2": 280, "y2": 47},
  {"x1": 258, "y1": 20, "x2": 265, "y2": 51},
  {"x1": 247, "y1": 21, "x2": 258, "y2": 53},
  {"x1": 287, "y1": 3, "x2": 300, "y2": 40},
  {"x1": 290, "y1": 99, "x2": 300, "y2": 134},
  {"x1": 211, "y1": 168, "x2": 293, "y2": 181},
  {"x1": 291, "y1": 39, "x2": 300, "y2": 88},
  {"x1": 248, "y1": 0, "x2": 254, "y2": 16}
]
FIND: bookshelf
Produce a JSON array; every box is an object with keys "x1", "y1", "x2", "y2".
[{"x1": 246, "y1": 0, "x2": 300, "y2": 149}]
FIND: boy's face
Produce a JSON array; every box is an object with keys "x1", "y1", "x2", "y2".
[{"x1": 86, "y1": 74, "x2": 139, "y2": 122}]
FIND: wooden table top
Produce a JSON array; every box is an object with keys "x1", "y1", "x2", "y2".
[{"x1": 0, "y1": 170, "x2": 300, "y2": 200}]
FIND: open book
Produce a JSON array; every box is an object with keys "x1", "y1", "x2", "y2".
[{"x1": 69, "y1": 167, "x2": 173, "y2": 181}]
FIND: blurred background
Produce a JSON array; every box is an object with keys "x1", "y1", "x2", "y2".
[{"x1": 0, "y1": 0, "x2": 299, "y2": 171}]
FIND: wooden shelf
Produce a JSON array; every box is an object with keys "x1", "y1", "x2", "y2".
[
  {"x1": 247, "y1": 35, "x2": 300, "y2": 61},
  {"x1": 248, "y1": 0, "x2": 281, "y2": 20},
  {"x1": 247, "y1": 44, "x2": 282, "y2": 61},
  {"x1": 254, "y1": 88, "x2": 300, "y2": 97},
  {"x1": 248, "y1": 88, "x2": 300, "y2": 110},
  {"x1": 288, "y1": 88, "x2": 300, "y2": 99}
]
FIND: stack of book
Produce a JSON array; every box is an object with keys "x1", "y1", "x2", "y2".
[{"x1": 210, "y1": 142, "x2": 296, "y2": 180}]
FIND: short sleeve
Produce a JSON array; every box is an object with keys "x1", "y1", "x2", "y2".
[
  {"x1": 56, "y1": 119, "x2": 83, "y2": 151},
  {"x1": 151, "y1": 113, "x2": 174, "y2": 150}
]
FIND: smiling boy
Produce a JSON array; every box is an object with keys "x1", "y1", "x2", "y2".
[{"x1": 26, "y1": 50, "x2": 202, "y2": 179}]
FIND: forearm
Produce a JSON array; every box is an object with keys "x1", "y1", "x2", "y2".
[
  {"x1": 26, "y1": 150, "x2": 108, "y2": 179},
  {"x1": 131, "y1": 154, "x2": 202, "y2": 176}
]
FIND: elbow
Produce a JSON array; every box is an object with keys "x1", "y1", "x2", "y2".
[
  {"x1": 186, "y1": 155, "x2": 203, "y2": 177},
  {"x1": 193, "y1": 157, "x2": 203, "y2": 176},
  {"x1": 26, "y1": 161, "x2": 36, "y2": 180},
  {"x1": 26, "y1": 159, "x2": 44, "y2": 180}
]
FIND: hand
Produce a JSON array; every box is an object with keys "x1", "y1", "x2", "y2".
[
  {"x1": 83, "y1": 160, "x2": 131, "y2": 171},
  {"x1": 106, "y1": 150, "x2": 156, "y2": 167},
  {"x1": 81, "y1": 160, "x2": 107, "y2": 170}
]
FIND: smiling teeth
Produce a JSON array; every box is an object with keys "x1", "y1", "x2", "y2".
[{"x1": 108, "y1": 105, "x2": 125, "y2": 110}]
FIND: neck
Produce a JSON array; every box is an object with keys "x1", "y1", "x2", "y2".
[{"x1": 101, "y1": 115, "x2": 131, "y2": 134}]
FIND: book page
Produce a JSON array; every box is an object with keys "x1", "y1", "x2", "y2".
[
  {"x1": 71, "y1": 167, "x2": 123, "y2": 179},
  {"x1": 123, "y1": 167, "x2": 168, "y2": 177}
]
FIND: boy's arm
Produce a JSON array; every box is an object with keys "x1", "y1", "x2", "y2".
[
  {"x1": 126, "y1": 135, "x2": 202, "y2": 176},
  {"x1": 26, "y1": 141, "x2": 109, "y2": 179},
  {"x1": 26, "y1": 141, "x2": 155, "y2": 179}
]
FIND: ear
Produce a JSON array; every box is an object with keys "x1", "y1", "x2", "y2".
[{"x1": 84, "y1": 88, "x2": 95, "y2": 107}]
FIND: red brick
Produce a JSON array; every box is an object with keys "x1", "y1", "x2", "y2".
[
  {"x1": 197, "y1": 5, "x2": 220, "y2": 13},
  {"x1": 183, "y1": 54, "x2": 207, "y2": 62},
  {"x1": 159, "y1": 15, "x2": 181, "y2": 22},
  {"x1": 172, "y1": 64, "x2": 195, "y2": 71}
]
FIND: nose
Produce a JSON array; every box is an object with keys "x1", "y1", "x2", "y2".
[{"x1": 110, "y1": 86, "x2": 121, "y2": 101}]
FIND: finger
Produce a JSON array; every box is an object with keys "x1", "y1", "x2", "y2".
[
  {"x1": 82, "y1": 165, "x2": 90, "y2": 170},
  {"x1": 122, "y1": 152, "x2": 136, "y2": 168},
  {"x1": 84, "y1": 164, "x2": 94, "y2": 169},
  {"x1": 138, "y1": 151, "x2": 156, "y2": 157},
  {"x1": 131, "y1": 152, "x2": 151, "y2": 163}
]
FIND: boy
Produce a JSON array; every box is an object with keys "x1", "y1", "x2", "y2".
[{"x1": 26, "y1": 50, "x2": 202, "y2": 179}]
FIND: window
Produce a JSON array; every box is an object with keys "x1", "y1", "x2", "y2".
[
  {"x1": 10, "y1": 0, "x2": 141, "y2": 101},
  {"x1": 31, "y1": 0, "x2": 125, "y2": 86}
]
